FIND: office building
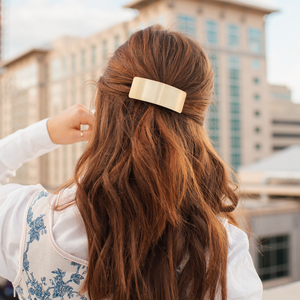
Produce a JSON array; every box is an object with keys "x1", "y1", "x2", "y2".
[
  {"x1": 270, "y1": 84, "x2": 300, "y2": 152},
  {"x1": 0, "y1": 0, "x2": 277, "y2": 189}
]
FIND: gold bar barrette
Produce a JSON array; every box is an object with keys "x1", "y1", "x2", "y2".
[{"x1": 129, "y1": 77, "x2": 186, "y2": 113}]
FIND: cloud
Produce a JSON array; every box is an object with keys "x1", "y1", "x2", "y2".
[{"x1": 3, "y1": 0, "x2": 135, "y2": 59}]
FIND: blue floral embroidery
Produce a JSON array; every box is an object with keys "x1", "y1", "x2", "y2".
[{"x1": 17, "y1": 191, "x2": 88, "y2": 300}]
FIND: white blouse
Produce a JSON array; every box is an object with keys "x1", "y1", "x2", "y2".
[{"x1": 0, "y1": 119, "x2": 263, "y2": 299}]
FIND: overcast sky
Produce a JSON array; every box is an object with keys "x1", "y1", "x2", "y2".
[{"x1": 2, "y1": 0, "x2": 300, "y2": 103}]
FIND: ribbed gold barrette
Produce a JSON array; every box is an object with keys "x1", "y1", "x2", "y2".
[{"x1": 129, "y1": 77, "x2": 186, "y2": 113}]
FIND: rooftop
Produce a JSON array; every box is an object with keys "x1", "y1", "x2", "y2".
[
  {"x1": 124, "y1": 0, "x2": 279, "y2": 13},
  {"x1": 239, "y1": 145, "x2": 300, "y2": 173},
  {"x1": 0, "y1": 48, "x2": 48, "y2": 69}
]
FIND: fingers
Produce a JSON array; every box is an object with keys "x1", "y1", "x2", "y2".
[
  {"x1": 76, "y1": 106, "x2": 95, "y2": 129},
  {"x1": 81, "y1": 128, "x2": 93, "y2": 142}
]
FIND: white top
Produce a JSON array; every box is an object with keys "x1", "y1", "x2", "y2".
[{"x1": 0, "y1": 119, "x2": 263, "y2": 299}]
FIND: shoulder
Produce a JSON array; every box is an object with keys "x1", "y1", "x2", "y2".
[
  {"x1": 221, "y1": 220, "x2": 263, "y2": 300},
  {"x1": 51, "y1": 187, "x2": 88, "y2": 262}
]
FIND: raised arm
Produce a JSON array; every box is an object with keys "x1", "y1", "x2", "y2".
[{"x1": 0, "y1": 104, "x2": 95, "y2": 282}]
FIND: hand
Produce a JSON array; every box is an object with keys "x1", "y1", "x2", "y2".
[{"x1": 47, "y1": 104, "x2": 95, "y2": 145}]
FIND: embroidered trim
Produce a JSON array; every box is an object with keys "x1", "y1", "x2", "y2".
[
  {"x1": 15, "y1": 191, "x2": 88, "y2": 300},
  {"x1": 13, "y1": 189, "x2": 42, "y2": 287},
  {"x1": 48, "y1": 196, "x2": 89, "y2": 267}
]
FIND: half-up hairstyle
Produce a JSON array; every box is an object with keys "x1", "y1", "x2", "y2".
[{"x1": 57, "y1": 25, "x2": 239, "y2": 300}]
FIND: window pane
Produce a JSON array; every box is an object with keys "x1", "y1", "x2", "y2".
[
  {"x1": 71, "y1": 54, "x2": 76, "y2": 74},
  {"x1": 228, "y1": 25, "x2": 239, "y2": 47},
  {"x1": 115, "y1": 36, "x2": 120, "y2": 50},
  {"x1": 206, "y1": 20, "x2": 218, "y2": 45},
  {"x1": 91, "y1": 45, "x2": 96, "y2": 66},
  {"x1": 178, "y1": 15, "x2": 196, "y2": 37},
  {"x1": 257, "y1": 235, "x2": 290, "y2": 282},
  {"x1": 81, "y1": 50, "x2": 85, "y2": 70},
  {"x1": 248, "y1": 28, "x2": 262, "y2": 53},
  {"x1": 102, "y1": 41, "x2": 107, "y2": 59}
]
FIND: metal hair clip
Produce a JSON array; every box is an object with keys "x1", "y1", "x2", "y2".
[{"x1": 129, "y1": 77, "x2": 186, "y2": 113}]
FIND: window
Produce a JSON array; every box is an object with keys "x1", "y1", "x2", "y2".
[
  {"x1": 91, "y1": 45, "x2": 96, "y2": 66},
  {"x1": 158, "y1": 15, "x2": 166, "y2": 27},
  {"x1": 102, "y1": 41, "x2": 107, "y2": 59},
  {"x1": 273, "y1": 133, "x2": 300, "y2": 138},
  {"x1": 209, "y1": 116, "x2": 219, "y2": 131},
  {"x1": 254, "y1": 77, "x2": 260, "y2": 84},
  {"x1": 256, "y1": 143, "x2": 261, "y2": 150},
  {"x1": 273, "y1": 120, "x2": 300, "y2": 126},
  {"x1": 210, "y1": 135, "x2": 219, "y2": 147},
  {"x1": 51, "y1": 59, "x2": 60, "y2": 81},
  {"x1": 71, "y1": 54, "x2": 76, "y2": 74},
  {"x1": 248, "y1": 28, "x2": 262, "y2": 53},
  {"x1": 231, "y1": 119, "x2": 240, "y2": 131},
  {"x1": 81, "y1": 50, "x2": 85, "y2": 70},
  {"x1": 252, "y1": 60, "x2": 260, "y2": 69},
  {"x1": 178, "y1": 15, "x2": 196, "y2": 37},
  {"x1": 254, "y1": 94, "x2": 260, "y2": 101},
  {"x1": 231, "y1": 153, "x2": 241, "y2": 167},
  {"x1": 209, "y1": 53, "x2": 219, "y2": 100},
  {"x1": 52, "y1": 83, "x2": 61, "y2": 112},
  {"x1": 258, "y1": 235, "x2": 289, "y2": 281},
  {"x1": 127, "y1": 29, "x2": 135, "y2": 38},
  {"x1": 230, "y1": 102, "x2": 240, "y2": 114},
  {"x1": 62, "y1": 57, "x2": 67, "y2": 78},
  {"x1": 71, "y1": 80, "x2": 76, "y2": 105},
  {"x1": 228, "y1": 25, "x2": 239, "y2": 47},
  {"x1": 206, "y1": 20, "x2": 218, "y2": 45},
  {"x1": 229, "y1": 56, "x2": 241, "y2": 169},
  {"x1": 115, "y1": 36, "x2": 120, "y2": 50},
  {"x1": 231, "y1": 137, "x2": 241, "y2": 148},
  {"x1": 255, "y1": 127, "x2": 261, "y2": 133},
  {"x1": 272, "y1": 92, "x2": 290, "y2": 101},
  {"x1": 255, "y1": 110, "x2": 260, "y2": 117},
  {"x1": 45, "y1": 63, "x2": 49, "y2": 82},
  {"x1": 207, "y1": 53, "x2": 220, "y2": 152}
]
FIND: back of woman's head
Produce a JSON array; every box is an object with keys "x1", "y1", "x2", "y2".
[{"x1": 64, "y1": 25, "x2": 239, "y2": 300}]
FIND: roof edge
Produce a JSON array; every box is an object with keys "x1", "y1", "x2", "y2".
[
  {"x1": 0, "y1": 48, "x2": 49, "y2": 69},
  {"x1": 124, "y1": 0, "x2": 279, "y2": 13}
]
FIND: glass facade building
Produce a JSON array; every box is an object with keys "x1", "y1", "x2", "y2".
[
  {"x1": 229, "y1": 56, "x2": 241, "y2": 169},
  {"x1": 208, "y1": 53, "x2": 220, "y2": 153}
]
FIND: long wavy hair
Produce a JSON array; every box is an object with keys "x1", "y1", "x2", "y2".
[{"x1": 57, "y1": 25, "x2": 239, "y2": 300}]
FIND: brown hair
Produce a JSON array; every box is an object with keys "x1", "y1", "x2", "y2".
[{"x1": 57, "y1": 25, "x2": 239, "y2": 300}]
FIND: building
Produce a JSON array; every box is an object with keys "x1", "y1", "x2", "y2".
[
  {"x1": 238, "y1": 146, "x2": 300, "y2": 288},
  {"x1": 242, "y1": 198, "x2": 300, "y2": 289},
  {"x1": 0, "y1": 0, "x2": 278, "y2": 189},
  {"x1": 270, "y1": 84, "x2": 300, "y2": 152}
]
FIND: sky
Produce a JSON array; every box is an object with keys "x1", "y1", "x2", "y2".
[{"x1": 2, "y1": 0, "x2": 300, "y2": 103}]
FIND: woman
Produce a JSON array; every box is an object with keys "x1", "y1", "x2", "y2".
[{"x1": 0, "y1": 26, "x2": 262, "y2": 300}]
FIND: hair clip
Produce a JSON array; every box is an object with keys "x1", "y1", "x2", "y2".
[{"x1": 129, "y1": 77, "x2": 186, "y2": 113}]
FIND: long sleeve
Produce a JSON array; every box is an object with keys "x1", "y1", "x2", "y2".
[
  {"x1": 0, "y1": 119, "x2": 60, "y2": 282},
  {"x1": 225, "y1": 222, "x2": 263, "y2": 299},
  {"x1": 0, "y1": 119, "x2": 59, "y2": 186}
]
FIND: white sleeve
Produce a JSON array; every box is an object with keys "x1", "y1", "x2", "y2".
[
  {"x1": 0, "y1": 119, "x2": 60, "y2": 282},
  {"x1": 0, "y1": 119, "x2": 59, "y2": 185},
  {"x1": 226, "y1": 222, "x2": 263, "y2": 300}
]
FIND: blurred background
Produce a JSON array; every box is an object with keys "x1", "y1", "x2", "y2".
[{"x1": 0, "y1": 0, "x2": 299, "y2": 299}]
